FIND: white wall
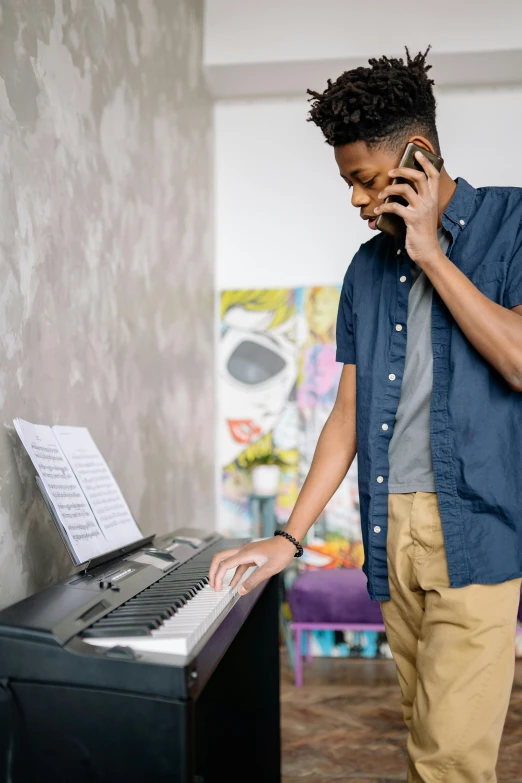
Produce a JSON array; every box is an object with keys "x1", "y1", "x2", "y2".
[
  {"x1": 205, "y1": 0, "x2": 522, "y2": 64},
  {"x1": 216, "y1": 84, "x2": 522, "y2": 290},
  {"x1": 204, "y1": 0, "x2": 522, "y2": 96}
]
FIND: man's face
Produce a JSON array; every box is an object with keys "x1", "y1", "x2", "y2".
[{"x1": 334, "y1": 141, "x2": 401, "y2": 231}]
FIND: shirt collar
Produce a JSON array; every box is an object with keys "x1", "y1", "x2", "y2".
[
  {"x1": 441, "y1": 177, "x2": 476, "y2": 239},
  {"x1": 392, "y1": 177, "x2": 476, "y2": 253}
]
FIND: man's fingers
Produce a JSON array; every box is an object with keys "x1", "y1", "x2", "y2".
[
  {"x1": 388, "y1": 165, "x2": 430, "y2": 199},
  {"x1": 389, "y1": 166, "x2": 426, "y2": 182},
  {"x1": 414, "y1": 150, "x2": 441, "y2": 181},
  {"x1": 237, "y1": 564, "x2": 273, "y2": 596},
  {"x1": 414, "y1": 152, "x2": 441, "y2": 198},
  {"x1": 379, "y1": 183, "x2": 418, "y2": 206},
  {"x1": 374, "y1": 201, "x2": 409, "y2": 220},
  {"x1": 213, "y1": 548, "x2": 269, "y2": 592},
  {"x1": 229, "y1": 564, "x2": 249, "y2": 589},
  {"x1": 208, "y1": 548, "x2": 240, "y2": 587},
  {"x1": 213, "y1": 552, "x2": 253, "y2": 592}
]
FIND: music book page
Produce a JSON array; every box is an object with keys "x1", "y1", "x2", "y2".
[
  {"x1": 13, "y1": 419, "x2": 107, "y2": 564},
  {"x1": 52, "y1": 425, "x2": 142, "y2": 548}
]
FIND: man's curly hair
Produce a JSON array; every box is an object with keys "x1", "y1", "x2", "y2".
[{"x1": 307, "y1": 47, "x2": 439, "y2": 153}]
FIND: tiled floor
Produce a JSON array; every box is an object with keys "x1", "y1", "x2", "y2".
[{"x1": 281, "y1": 657, "x2": 522, "y2": 782}]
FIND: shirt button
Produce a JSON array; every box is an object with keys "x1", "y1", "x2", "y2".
[
  {"x1": 389, "y1": 373, "x2": 396, "y2": 381},
  {"x1": 400, "y1": 275, "x2": 407, "y2": 283},
  {"x1": 396, "y1": 249, "x2": 401, "y2": 255},
  {"x1": 460, "y1": 219, "x2": 465, "y2": 226},
  {"x1": 381, "y1": 423, "x2": 389, "y2": 431},
  {"x1": 395, "y1": 324, "x2": 403, "y2": 332},
  {"x1": 377, "y1": 476, "x2": 384, "y2": 483},
  {"x1": 374, "y1": 526, "x2": 381, "y2": 534}
]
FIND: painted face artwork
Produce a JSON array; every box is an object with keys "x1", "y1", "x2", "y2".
[
  {"x1": 219, "y1": 305, "x2": 297, "y2": 466},
  {"x1": 217, "y1": 286, "x2": 384, "y2": 660},
  {"x1": 219, "y1": 287, "x2": 362, "y2": 568},
  {"x1": 305, "y1": 286, "x2": 340, "y2": 342}
]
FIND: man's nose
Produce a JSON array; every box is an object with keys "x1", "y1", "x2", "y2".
[{"x1": 351, "y1": 187, "x2": 371, "y2": 209}]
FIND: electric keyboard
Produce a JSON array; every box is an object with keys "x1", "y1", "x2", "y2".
[{"x1": 0, "y1": 528, "x2": 281, "y2": 783}]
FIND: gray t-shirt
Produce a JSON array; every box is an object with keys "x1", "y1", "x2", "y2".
[{"x1": 387, "y1": 227, "x2": 452, "y2": 493}]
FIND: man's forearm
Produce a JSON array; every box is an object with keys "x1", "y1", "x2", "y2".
[
  {"x1": 284, "y1": 407, "x2": 356, "y2": 542},
  {"x1": 422, "y1": 249, "x2": 522, "y2": 390}
]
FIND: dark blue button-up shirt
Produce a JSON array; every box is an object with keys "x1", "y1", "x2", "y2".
[{"x1": 336, "y1": 178, "x2": 522, "y2": 601}]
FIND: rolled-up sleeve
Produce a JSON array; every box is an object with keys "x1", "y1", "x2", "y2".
[
  {"x1": 504, "y1": 225, "x2": 522, "y2": 309},
  {"x1": 336, "y1": 257, "x2": 356, "y2": 365}
]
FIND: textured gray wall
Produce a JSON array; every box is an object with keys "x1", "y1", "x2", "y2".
[{"x1": 0, "y1": 0, "x2": 214, "y2": 608}]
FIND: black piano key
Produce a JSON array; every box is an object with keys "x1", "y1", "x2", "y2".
[
  {"x1": 135, "y1": 593, "x2": 183, "y2": 601},
  {"x1": 130, "y1": 595, "x2": 180, "y2": 603},
  {"x1": 104, "y1": 619, "x2": 165, "y2": 628},
  {"x1": 121, "y1": 603, "x2": 176, "y2": 614},
  {"x1": 146, "y1": 581, "x2": 196, "y2": 589},
  {"x1": 95, "y1": 618, "x2": 161, "y2": 630},
  {"x1": 149, "y1": 588, "x2": 197, "y2": 600},
  {"x1": 147, "y1": 580, "x2": 199, "y2": 589},
  {"x1": 139, "y1": 594, "x2": 188, "y2": 605},
  {"x1": 82, "y1": 626, "x2": 151, "y2": 638},
  {"x1": 112, "y1": 606, "x2": 172, "y2": 616},
  {"x1": 143, "y1": 587, "x2": 191, "y2": 594},
  {"x1": 144, "y1": 590, "x2": 194, "y2": 601},
  {"x1": 119, "y1": 599, "x2": 175, "y2": 609},
  {"x1": 132, "y1": 596, "x2": 186, "y2": 609},
  {"x1": 178, "y1": 581, "x2": 206, "y2": 590},
  {"x1": 125, "y1": 603, "x2": 181, "y2": 613},
  {"x1": 110, "y1": 609, "x2": 171, "y2": 620},
  {"x1": 168, "y1": 598, "x2": 186, "y2": 609},
  {"x1": 157, "y1": 587, "x2": 200, "y2": 596}
]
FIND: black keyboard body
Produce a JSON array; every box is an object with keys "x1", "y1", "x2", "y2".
[{"x1": 0, "y1": 528, "x2": 281, "y2": 782}]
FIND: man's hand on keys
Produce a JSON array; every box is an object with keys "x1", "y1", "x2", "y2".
[{"x1": 208, "y1": 536, "x2": 297, "y2": 596}]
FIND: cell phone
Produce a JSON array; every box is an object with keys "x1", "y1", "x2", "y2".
[{"x1": 375, "y1": 142, "x2": 444, "y2": 239}]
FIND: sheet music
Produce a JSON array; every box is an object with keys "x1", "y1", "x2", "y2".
[
  {"x1": 52, "y1": 425, "x2": 142, "y2": 548},
  {"x1": 13, "y1": 419, "x2": 107, "y2": 564}
]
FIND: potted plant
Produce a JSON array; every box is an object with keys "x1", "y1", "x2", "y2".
[{"x1": 249, "y1": 452, "x2": 283, "y2": 497}]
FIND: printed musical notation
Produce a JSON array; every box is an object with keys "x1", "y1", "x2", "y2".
[
  {"x1": 14, "y1": 419, "x2": 143, "y2": 564},
  {"x1": 53, "y1": 426, "x2": 141, "y2": 545},
  {"x1": 14, "y1": 419, "x2": 106, "y2": 562}
]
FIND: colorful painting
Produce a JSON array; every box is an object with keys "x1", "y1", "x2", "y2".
[
  {"x1": 218, "y1": 285, "x2": 362, "y2": 546},
  {"x1": 219, "y1": 289, "x2": 299, "y2": 537},
  {"x1": 295, "y1": 286, "x2": 364, "y2": 571},
  {"x1": 219, "y1": 286, "x2": 369, "y2": 658}
]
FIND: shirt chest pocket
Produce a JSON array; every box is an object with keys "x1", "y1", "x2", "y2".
[{"x1": 469, "y1": 262, "x2": 507, "y2": 304}]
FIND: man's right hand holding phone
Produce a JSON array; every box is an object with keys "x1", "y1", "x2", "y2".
[{"x1": 374, "y1": 151, "x2": 443, "y2": 269}]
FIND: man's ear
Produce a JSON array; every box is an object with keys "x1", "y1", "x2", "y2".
[{"x1": 406, "y1": 136, "x2": 436, "y2": 155}]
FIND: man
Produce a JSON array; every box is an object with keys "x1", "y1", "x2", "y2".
[{"x1": 209, "y1": 48, "x2": 522, "y2": 781}]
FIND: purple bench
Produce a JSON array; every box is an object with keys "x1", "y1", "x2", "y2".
[
  {"x1": 287, "y1": 568, "x2": 385, "y2": 686},
  {"x1": 288, "y1": 570, "x2": 522, "y2": 687}
]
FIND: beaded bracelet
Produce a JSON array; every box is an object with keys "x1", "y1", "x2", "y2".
[{"x1": 274, "y1": 529, "x2": 304, "y2": 558}]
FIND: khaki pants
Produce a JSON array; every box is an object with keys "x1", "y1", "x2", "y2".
[{"x1": 380, "y1": 492, "x2": 521, "y2": 783}]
